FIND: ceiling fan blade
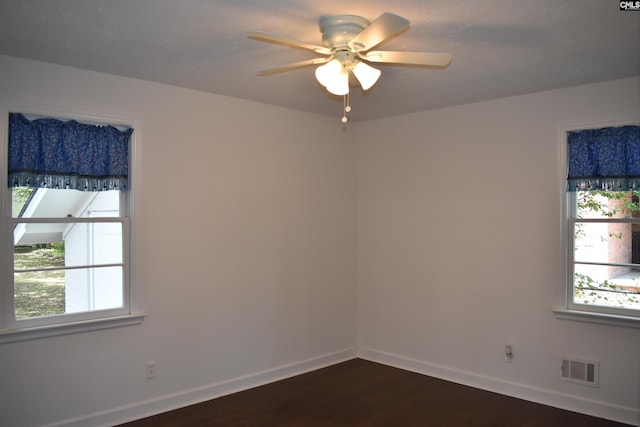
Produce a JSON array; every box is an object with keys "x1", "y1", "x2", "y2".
[
  {"x1": 359, "y1": 50, "x2": 452, "y2": 67},
  {"x1": 347, "y1": 12, "x2": 409, "y2": 52},
  {"x1": 256, "y1": 57, "x2": 332, "y2": 76},
  {"x1": 248, "y1": 32, "x2": 332, "y2": 55}
]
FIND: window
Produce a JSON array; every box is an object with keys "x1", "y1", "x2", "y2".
[
  {"x1": 565, "y1": 125, "x2": 640, "y2": 320},
  {"x1": 1, "y1": 112, "x2": 143, "y2": 340}
]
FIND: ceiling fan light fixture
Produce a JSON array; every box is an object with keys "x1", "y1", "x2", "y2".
[
  {"x1": 326, "y1": 72, "x2": 349, "y2": 96},
  {"x1": 352, "y1": 61, "x2": 381, "y2": 90},
  {"x1": 249, "y1": 12, "x2": 452, "y2": 121},
  {"x1": 315, "y1": 59, "x2": 349, "y2": 95}
]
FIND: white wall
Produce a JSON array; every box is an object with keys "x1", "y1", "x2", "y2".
[
  {"x1": 356, "y1": 76, "x2": 640, "y2": 425},
  {"x1": 0, "y1": 55, "x2": 357, "y2": 426}
]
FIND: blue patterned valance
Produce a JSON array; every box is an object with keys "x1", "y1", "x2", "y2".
[
  {"x1": 567, "y1": 125, "x2": 640, "y2": 192},
  {"x1": 8, "y1": 113, "x2": 132, "y2": 191}
]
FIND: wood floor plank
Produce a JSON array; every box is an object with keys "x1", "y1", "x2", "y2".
[{"x1": 118, "y1": 359, "x2": 632, "y2": 426}]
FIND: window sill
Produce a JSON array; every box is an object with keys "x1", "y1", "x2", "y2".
[
  {"x1": 553, "y1": 309, "x2": 640, "y2": 329},
  {"x1": 0, "y1": 313, "x2": 147, "y2": 344}
]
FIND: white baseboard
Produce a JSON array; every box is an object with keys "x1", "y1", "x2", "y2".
[
  {"x1": 46, "y1": 347, "x2": 357, "y2": 427},
  {"x1": 358, "y1": 347, "x2": 639, "y2": 427}
]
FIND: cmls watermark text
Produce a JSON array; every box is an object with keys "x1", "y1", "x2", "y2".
[{"x1": 620, "y1": 1, "x2": 640, "y2": 10}]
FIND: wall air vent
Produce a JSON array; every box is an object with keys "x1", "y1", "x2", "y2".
[{"x1": 560, "y1": 357, "x2": 599, "y2": 387}]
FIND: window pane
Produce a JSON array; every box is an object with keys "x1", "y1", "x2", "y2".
[
  {"x1": 12, "y1": 187, "x2": 121, "y2": 218},
  {"x1": 575, "y1": 191, "x2": 639, "y2": 219},
  {"x1": 14, "y1": 222, "x2": 123, "y2": 266},
  {"x1": 573, "y1": 264, "x2": 640, "y2": 310},
  {"x1": 573, "y1": 221, "x2": 635, "y2": 264},
  {"x1": 14, "y1": 265, "x2": 123, "y2": 319},
  {"x1": 14, "y1": 217, "x2": 124, "y2": 320}
]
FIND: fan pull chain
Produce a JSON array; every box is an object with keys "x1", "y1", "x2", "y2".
[{"x1": 341, "y1": 93, "x2": 351, "y2": 123}]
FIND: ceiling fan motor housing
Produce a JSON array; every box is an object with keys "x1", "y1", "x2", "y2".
[{"x1": 319, "y1": 15, "x2": 369, "y2": 49}]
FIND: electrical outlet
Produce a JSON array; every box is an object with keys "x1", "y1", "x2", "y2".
[
  {"x1": 505, "y1": 345, "x2": 514, "y2": 363},
  {"x1": 146, "y1": 361, "x2": 157, "y2": 379}
]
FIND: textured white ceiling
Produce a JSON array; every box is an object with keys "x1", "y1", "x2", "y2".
[{"x1": 0, "y1": 0, "x2": 638, "y2": 121}]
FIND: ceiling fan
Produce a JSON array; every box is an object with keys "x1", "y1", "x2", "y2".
[{"x1": 248, "y1": 12, "x2": 452, "y2": 122}]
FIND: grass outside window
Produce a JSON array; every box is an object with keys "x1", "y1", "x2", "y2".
[{"x1": 14, "y1": 245, "x2": 65, "y2": 319}]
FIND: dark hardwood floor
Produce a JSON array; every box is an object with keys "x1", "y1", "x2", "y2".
[{"x1": 119, "y1": 358, "x2": 632, "y2": 426}]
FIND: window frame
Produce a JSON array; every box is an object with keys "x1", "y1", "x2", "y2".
[
  {"x1": 557, "y1": 121, "x2": 640, "y2": 328},
  {"x1": 0, "y1": 105, "x2": 145, "y2": 343}
]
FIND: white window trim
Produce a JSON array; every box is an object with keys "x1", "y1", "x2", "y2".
[
  {"x1": 553, "y1": 308, "x2": 640, "y2": 329},
  {"x1": 0, "y1": 313, "x2": 146, "y2": 344},
  {"x1": 556, "y1": 120, "x2": 640, "y2": 329},
  {"x1": 0, "y1": 103, "x2": 145, "y2": 342}
]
